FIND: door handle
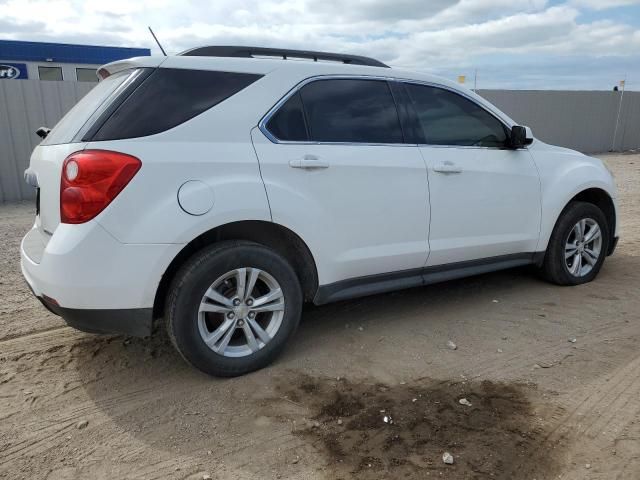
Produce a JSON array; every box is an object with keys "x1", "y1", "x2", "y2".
[
  {"x1": 433, "y1": 161, "x2": 462, "y2": 174},
  {"x1": 289, "y1": 155, "x2": 329, "y2": 170}
]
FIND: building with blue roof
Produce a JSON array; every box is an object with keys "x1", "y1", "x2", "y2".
[{"x1": 0, "y1": 39, "x2": 150, "y2": 82}]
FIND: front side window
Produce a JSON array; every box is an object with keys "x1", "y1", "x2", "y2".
[
  {"x1": 299, "y1": 79, "x2": 403, "y2": 144},
  {"x1": 38, "y1": 66, "x2": 63, "y2": 81},
  {"x1": 405, "y1": 84, "x2": 508, "y2": 148}
]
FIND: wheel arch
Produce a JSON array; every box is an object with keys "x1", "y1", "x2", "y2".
[
  {"x1": 541, "y1": 187, "x2": 617, "y2": 262},
  {"x1": 570, "y1": 188, "x2": 616, "y2": 252},
  {"x1": 152, "y1": 220, "x2": 319, "y2": 320}
]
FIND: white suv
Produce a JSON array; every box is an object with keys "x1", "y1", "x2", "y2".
[{"x1": 21, "y1": 46, "x2": 619, "y2": 376}]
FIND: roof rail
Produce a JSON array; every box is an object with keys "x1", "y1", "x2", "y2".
[{"x1": 178, "y1": 46, "x2": 389, "y2": 68}]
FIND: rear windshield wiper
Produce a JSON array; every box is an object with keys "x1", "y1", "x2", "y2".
[{"x1": 36, "y1": 126, "x2": 51, "y2": 139}]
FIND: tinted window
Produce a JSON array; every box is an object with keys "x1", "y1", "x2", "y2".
[
  {"x1": 266, "y1": 92, "x2": 308, "y2": 141},
  {"x1": 405, "y1": 84, "x2": 508, "y2": 147},
  {"x1": 43, "y1": 69, "x2": 137, "y2": 146},
  {"x1": 92, "y1": 69, "x2": 262, "y2": 141},
  {"x1": 299, "y1": 79, "x2": 403, "y2": 143}
]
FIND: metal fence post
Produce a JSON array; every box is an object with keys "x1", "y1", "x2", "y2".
[{"x1": 611, "y1": 82, "x2": 626, "y2": 152}]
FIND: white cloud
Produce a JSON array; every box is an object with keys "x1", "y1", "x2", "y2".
[
  {"x1": 0, "y1": 0, "x2": 639, "y2": 89},
  {"x1": 569, "y1": 0, "x2": 640, "y2": 10}
]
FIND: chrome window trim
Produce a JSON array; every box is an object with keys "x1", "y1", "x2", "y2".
[
  {"x1": 258, "y1": 75, "x2": 413, "y2": 147},
  {"x1": 257, "y1": 74, "x2": 523, "y2": 150}
]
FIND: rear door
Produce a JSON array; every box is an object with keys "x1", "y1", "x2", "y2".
[
  {"x1": 403, "y1": 82, "x2": 541, "y2": 266},
  {"x1": 252, "y1": 77, "x2": 431, "y2": 286}
]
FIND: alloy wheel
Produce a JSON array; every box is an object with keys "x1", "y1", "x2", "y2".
[
  {"x1": 197, "y1": 268, "x2": 285, "y2": 357},
  {"x1": 564, "y1": 218, "x2": 603, "y2": 277}
]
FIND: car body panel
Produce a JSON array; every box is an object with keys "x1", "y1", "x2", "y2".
[
  {"x1": 88, "y1": 138, "x2": 271, "y2": 245},
  {"x1": 251, "y1": 128, "x2": 431, "y2": 285},
  {"x1": 420, "y1": 145, "x2": 541, "y2": 266},
  {"x1": 528, "y1": 140, "x2": 619, "y2": 251},
  {"x1": 21, "y1": 220, "x2": 181, "y2": 309}
]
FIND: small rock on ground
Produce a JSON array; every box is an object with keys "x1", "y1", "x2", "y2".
[
  {"x1": 442, "y1": 452, "x2": 454, "y2": 464},
  {"x1": 76, "y1": 420, "x2": 88, "y2": 430},
  {"x1": 459, "y1": 398, "x2": 472, "y2": 407},
  {"x1": 446, "y1": 340, "x2": 457, "y2": 350}
]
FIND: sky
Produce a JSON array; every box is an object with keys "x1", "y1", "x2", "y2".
[{"x1": 0, "y1": 0, "x2": 639, "y2": 90}]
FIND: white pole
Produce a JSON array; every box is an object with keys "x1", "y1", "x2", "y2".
[
  {"x1": 611, "y1": 78, "x2": 626, "y2": 151},
  {"x1": 474, "y1": 69, "x2": 477, "y2": 91}
]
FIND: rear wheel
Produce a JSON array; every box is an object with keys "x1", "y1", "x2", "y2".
[
  {"x1": 540, "y1": 201, "x2": 609, "y2": 285},
  {"x1": 166, "y1": 241, "x2": 303, "y2": 377}
]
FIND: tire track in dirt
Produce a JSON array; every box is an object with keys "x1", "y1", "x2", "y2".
[
  {"x1": 501, "y1": 354, "x2": 640, "y2": 479},
  {"x1": 578, "y1": 355, "x2": 640, "y2": 441},
  {"x1": 546, "y1": 354, "x2": 640, "y2": 443},
  {"x1": 0, "y1": 326, "x2": 97, "y2": 359},
  {"x1": 447, "y1": 316, "x2": 635, "y2": 383}
]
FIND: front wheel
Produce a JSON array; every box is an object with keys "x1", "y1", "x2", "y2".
[
  {"x1": 540, "y1": 201, "x2": 609, "y2": 286},
  {"x1": 165, "y1": 241, "x2": 303, "y2": 377}
]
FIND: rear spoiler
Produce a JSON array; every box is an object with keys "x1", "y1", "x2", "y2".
[{"x1": 98, "y1": 56, "x2": 166, "y2": 79}]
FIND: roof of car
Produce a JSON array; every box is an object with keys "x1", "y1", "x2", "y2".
[
  {"x1": 100, "y1": 52, "x2": 514, "y2": 125},
  {"x1": 156, "y1": 54, "x2": 461, "y2": 90}
]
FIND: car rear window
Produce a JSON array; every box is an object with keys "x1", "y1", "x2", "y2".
[
  {"x1": 89, "y1": 69, "x2": 263, "y2": 141},
  {"x1": 42, "y1": 69, "x2": 136, "y2": 146}
]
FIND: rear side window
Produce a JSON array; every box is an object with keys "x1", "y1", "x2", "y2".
[
  {"x1": 405, "y1": 84, "x2": 508, "y2": 148},
  {"x1": 266, "y1": 92, "x2": 308, "y2": 141},
  {"x1": 299, "y1": 79, "x2": 403, "y2": 144},
  {"x1": 91, "y1": 69, "x2": 262, "y2": 141}
]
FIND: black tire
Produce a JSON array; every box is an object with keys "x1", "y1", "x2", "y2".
[
  {"x1": 165, "y1": 241, "x2": 303, "y2": 377},
  {"x1": 540, "y1": 201, "x2": 609, "y2": 286}
]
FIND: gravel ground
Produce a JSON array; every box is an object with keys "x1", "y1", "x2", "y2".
[{"x1": 0, "y1": 154, "x2": 639, "y2": 480}]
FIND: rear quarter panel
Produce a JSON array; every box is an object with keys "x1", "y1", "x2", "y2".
[{"x1": 90, "y1": 137, "x2": 271, "y2": 244}]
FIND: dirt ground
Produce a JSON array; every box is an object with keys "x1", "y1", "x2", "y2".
[{"x1": 1, "y1": 153, "x2": 639, "y2": 480}]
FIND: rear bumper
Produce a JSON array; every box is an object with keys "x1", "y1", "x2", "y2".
[
  {"x1": 39, "y1": 295, "x2": 152, "y2": 337},
  {"x1": 20, "y1": 220, "x2": 183, "y2": 336}
]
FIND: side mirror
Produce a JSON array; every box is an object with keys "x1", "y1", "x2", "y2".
[{"x1": 510, "y1": 125, "x2": 533, "y2": 149}]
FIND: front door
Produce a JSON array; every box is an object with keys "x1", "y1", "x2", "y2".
[{"x1": 403, "y1": 82, "x2": 541, "y2": 266}]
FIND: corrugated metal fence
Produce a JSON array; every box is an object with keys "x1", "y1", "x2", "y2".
[
  {"x1": 478, "y1": 89, "x2": 640, "y2": 154},
  {"x1": 1, "y1": 80, "x2": 93, "y2": 202},
  {"x1": 1, "y1": 79, "x2": 639, "y2": 202}
]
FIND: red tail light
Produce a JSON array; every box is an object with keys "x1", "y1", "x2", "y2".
[{"x1": 60, "y1": 150, "x2": 141, "y2": 224}]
